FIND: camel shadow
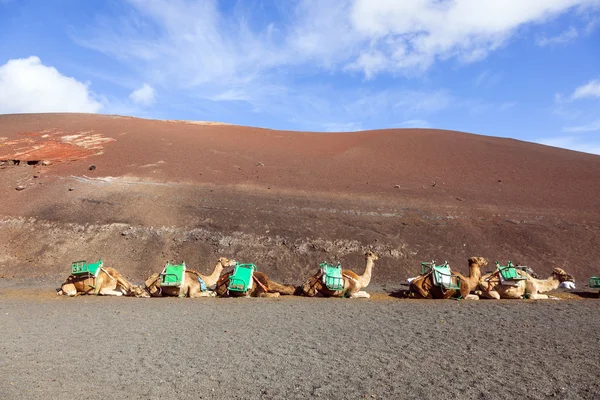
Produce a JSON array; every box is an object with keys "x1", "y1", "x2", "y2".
[{"x1": 569, "y1": 291, "x2": 600, "y2": 299}]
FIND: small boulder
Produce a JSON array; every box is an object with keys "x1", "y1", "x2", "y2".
[
  {"x1": 88, "y1": 164, "x2": 96, "y2": 171},
  {"x1": 41, "y1": 160, "x2": 52, "y2": 166},
  {"x1": 15, "y1": 185, "x2": 25, "y2": 191}
]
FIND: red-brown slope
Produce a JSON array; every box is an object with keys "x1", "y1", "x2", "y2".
[
  {"x1": 1, "y1": 113, "x2": 599, "y2": 284},
  {"x1": 1, "y1": 113, "x2": 599, "y2": 212}
]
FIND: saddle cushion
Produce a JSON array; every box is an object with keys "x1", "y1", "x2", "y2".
[
  {"x1": 321, "y1": 263, "x2": 344, "y2": 291},
  {"x1": 432, "y1": 265, "x2": 459, "y2": 289},
  {"x1": 228, "y1": 264, "x2": 255, "y2": 292},
  {"x1": 161, "y1": 263, "x2": 186, "y2": 287}
]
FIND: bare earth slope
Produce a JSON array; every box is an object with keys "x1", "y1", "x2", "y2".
[{"x1": 1, "y1": 113, "x2": 599, "y2": 284}]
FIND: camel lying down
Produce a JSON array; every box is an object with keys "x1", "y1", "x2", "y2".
[
  {"x1": 58, "y1": 267, "x2": 149, "y2": 297},
  {"x1": 408, "y1": 257, "x2": 487, "y2": 300},
  {"x1": 476, "y1": 267, "x2": 575, "y2": 299},
  {"x1": 300, "y1": 251, "x2": 379, "y2": 298},
  {"x1": 214, "y1": 270, "x2": 298, "y2": 297},
  {"x1": 145, "y1": 257, "x2": 236, "y2": 298}
]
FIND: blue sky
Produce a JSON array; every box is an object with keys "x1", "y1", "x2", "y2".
[{"x1": 1, "y1": 0, "x2": 599, "y2": 154}]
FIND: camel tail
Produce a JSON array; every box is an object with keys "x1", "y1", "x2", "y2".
[{"x1": 268, "y1": 280, "x2": 297, "y2": 295}]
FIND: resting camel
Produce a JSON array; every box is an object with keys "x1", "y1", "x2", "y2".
[
  {"x1": 57, "y1": 267, "x2": 149, "y2": 297},
  {"x1": 300, "y1": 251, "x2": 379, "y2": 298},
  {"x1": 144, "y1": 257, "x2": 236, "y2": 297},
  {"x1": 408, "y1": 257, "x2": 488, "y2": 300},
  {"x1": 476, "y1": 267, "x2": 574, "y2": 299},
  {"x1": 214, "y1": 270, "x2": 297, "y2": 297}
]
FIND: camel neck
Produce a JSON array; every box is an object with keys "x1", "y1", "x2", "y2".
[
  {"x1": 529, "y1": 275, "x2": 560, "y2": 292},
  {"x1": 358, "y1": 257, "x2": 374, "y2": 287},
  {"x1": 205, "y1": 262, "x2": 224, "y2": 285},
  {"x1": 468, "y1": 263, "x2": 482, "y2": 280}
]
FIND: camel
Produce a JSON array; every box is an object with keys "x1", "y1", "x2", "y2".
[
  {"x1": 144, "y1": 257, "x2": 236, "y2": 298},
  {"x1": 57, "y1": 267, "x2": 149, "y2": 297},
  {"x1": 214, "y1": 270, "x2": 297, "y2": 297},
  {"x1": 476, "y1": 267, "x2": 575, "y2": 299},
  {"x1": 408, "y1": 257, "x2": 488, "y2": 300},
  {"x1": 300, "y1": 251, "x2": 379, "y2": 298}
]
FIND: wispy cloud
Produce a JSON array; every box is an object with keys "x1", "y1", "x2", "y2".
[
  {"x1": 571, "y1": 79, "x2": 600, "y2": 100},
  {"x1": 564, "y1": 119, "x2": 600, "y2": 132},
  {"x1": 537, "y1": 135, "x2": 600, "y2": 155},
  {"x1": 536, "y1": 27, "x2": 579, "y2": 46},
  {"x1": 77, "y1": 0, "x2": 600, "y2": 86},
  {"x1": 129, "y1": 83, "x2": 156, "y2": 106},
  {"x1": 399, "y1": 119, "x2": 431, "y2": 128}
]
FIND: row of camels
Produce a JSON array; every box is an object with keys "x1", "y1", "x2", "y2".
[{"x1": 57, "y1": 252, "x2": 580, "y2": 300}]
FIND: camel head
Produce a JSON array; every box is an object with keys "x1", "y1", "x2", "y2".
[
  {"x1": 552, "y1": 268, "x2": 575, "y2": 283},
  {"x1": 365, "y1": 251, "x2": 379, "y2": 261},
  {"x1": 131, "y1": 285, "x2": 151, "y2": 298},
  {"x1": 300, "y1": 273, "x2": 322, "y2": 296},
  {"x1": 468, "y1": 257, "x2": 488, "y2": 268},
  {"x1": 218, "y1": 257, "x2": 237, "y2": 267}
]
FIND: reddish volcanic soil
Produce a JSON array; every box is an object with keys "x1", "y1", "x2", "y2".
[{"x1": 1, "y1": 113, "x2": 600, "y2": 286}]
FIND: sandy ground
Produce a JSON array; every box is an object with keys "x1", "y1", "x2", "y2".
[{"x1": 0, "y1": 284, "x2": 599, "y2": 400}]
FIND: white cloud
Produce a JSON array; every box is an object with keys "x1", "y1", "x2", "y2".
[
  {"x1": 537, "y1": 26, "x2": 579, "y2": 46},
  {"x1": 571, "y1": 79, "x2": 600, "y2": 100},
  {"x1": 0, "y1": 56, "x2": 102, "y2": 114},
  {"x1": 77, "y1": 0, "x2": 599, "y2": 87},
  {"x1": 129, "y1": 83, "x2": 155, "y2": 106},
  {"x1": 563, "y1": 119, "x2": 600, "y2": 132}
]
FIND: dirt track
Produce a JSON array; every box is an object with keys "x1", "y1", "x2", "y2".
[{"x1": 1, "y1": 285, "x2": 599, "y2": 400}]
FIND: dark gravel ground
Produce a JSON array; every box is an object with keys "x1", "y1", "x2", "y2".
[{"x1": 0, "y1": 285, "x2": 599, "y2": 400}]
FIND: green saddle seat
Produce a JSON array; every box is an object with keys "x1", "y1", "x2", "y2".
[
  {"x1": 228, "y1": 263, "x2": 256, "y2": 292},
  {"x1": 320, "y1": 262, "x2": 344, "y2": 291},
  {"x1": 432, "y1": 264, "x2": 460, "y2": 290},
  {"x1": 496, "y1": 261, "x2": 527, "y2": 282},
  {"x1": 590, "y1": 276, "x2": 600, "y2": 288},
  {"x1": 71, "y1": 259, "x2": 103, "y2": 278},
  {"x1": 161, "y1": 262, "x2": 186, "y2": 287}
]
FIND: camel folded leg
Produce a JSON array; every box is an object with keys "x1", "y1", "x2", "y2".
[
  {"x1": 258, "y1": 292, "x2": 280, "y2": 298},
  {"x1": 58, "y1": 284, "x2": 78, "y2": 297},
  {"x1": 350, "y1": 290, "x2": 370, "y2": 298},
  {"x1": 97, "y1": 287, "x2": 124, "y2": 296}
]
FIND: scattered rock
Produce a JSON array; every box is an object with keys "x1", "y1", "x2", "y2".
[
  {"x1": 456, "y1": 197, "x2": 463, "y2": 201},
  {"x1": 33, "y1": 175, "x2": 39, "y2": 179},
  {"x1": 68, "y1": 188, "x2": 74, "y2": 191},
  {"x1": 41, "y1": 160, "x2": 52, "y2": 166},
  {"x1": 432, "y1": 182, "x2": 437, "y2": 187},
  {"x1": 257, "y1": 162, "x2": 264, "y2": 166},
  {"x1": 393, "y1": 184, "x2": 401, "y2": 188},
  {"x1": 498, "y1": 179, "x2": 502, "y2": 183},
  {"x1": 88, "y1": 164, "x2": 96, "y2": 171},
  {"x1": 15, "y1": 185, "x2": 25, "y2": 191}
]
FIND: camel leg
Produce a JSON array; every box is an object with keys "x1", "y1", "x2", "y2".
[
  {"x1": 350, "y1": 291, "x2": 370, "y2": 298},
  {"x1": 528, "y1": 293, "x2": 549, "y2": 300},
  {"x1": 258, "y1": 292, "x2": 280, "y2": 298},
  {"x1": 98, "y1": 288, "x2": 124, "y2": 296},
  {"x1": 59, "y1": 284, "x2": 77, "y2": 297},
  {"x1": 480, "y1": 290, "x2": 500, "y2": 300}
]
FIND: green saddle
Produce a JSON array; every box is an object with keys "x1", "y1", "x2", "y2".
[
  {"x1": 320, "y1": 262, "x2": 344, "y2": 291},
  {"x1": 496, "y1": 261, "x2": 527, "y2": 281},
  {"x1": 590, "y1": 276, "x2": 600, "y2": 288},
  {"x1": 71, "y1": 259, "x2": 103, "y2": 278},
  {"x1": 228, "y1": 263, "x2": 256, "y2": 292},
  {"x1": 429, "y1": 263, "x2": 460, "y2": 290},
  {"x1": 161, "y1": 261, "x2": 186, "y2": 287}
]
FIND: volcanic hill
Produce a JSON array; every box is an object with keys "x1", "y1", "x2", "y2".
[{"x1": 1, "y1": 113, "x2": 599, "y2": 286}]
